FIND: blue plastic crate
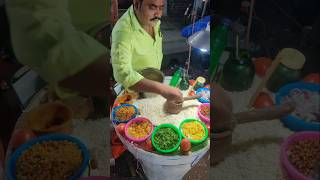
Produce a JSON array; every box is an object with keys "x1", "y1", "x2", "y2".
[{"x1": 181, "y1": 16, "x2": 211, "y2": 38}]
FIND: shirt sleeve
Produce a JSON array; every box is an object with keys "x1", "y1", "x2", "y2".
[
  {"x1": 5, "y1": 0, "x2": 108, "y2": 85},
  {"x1": 42, "y1": 32, "x2": 108, "y2": 84},
  {"x1": 111, "y1": 29, "x2": 144, "y2": 89}
]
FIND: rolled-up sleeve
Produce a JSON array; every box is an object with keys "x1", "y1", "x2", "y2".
[
  {"x1": 111, "y1": 30, "x2": 143, "y2": 89},
  {"x1": 6, "y1": 0, "x2": 108, "y2": 84}
]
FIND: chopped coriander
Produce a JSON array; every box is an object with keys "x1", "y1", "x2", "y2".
[{"x1": 154, "y1": 127, "x2": 179, "y2": 150}]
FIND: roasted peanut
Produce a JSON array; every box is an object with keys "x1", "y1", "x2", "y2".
[{"x1": 287, "y1": 139, "x2": 320, "y2": 177}]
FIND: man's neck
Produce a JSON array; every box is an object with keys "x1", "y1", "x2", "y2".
[{"x1": 143, "y1": 25, "x2": 155, "y2": 39}]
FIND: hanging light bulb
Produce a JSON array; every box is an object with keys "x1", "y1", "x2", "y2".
[{"x1": 187, "y1": 22, "x2": 210, "y2": 54}]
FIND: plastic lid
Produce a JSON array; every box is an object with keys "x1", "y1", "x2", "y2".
[
  {"x1": 278, "y1": 48, "x2": 306, "y2": 70},
  {"x1": 174, "y1": 67, "x2": 183, "y2": 75},
  {"x1": 196, "y1": 76, "x2": 206, "y2": 84}
]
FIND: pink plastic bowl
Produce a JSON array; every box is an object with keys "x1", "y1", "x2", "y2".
[
  {"x1": 280, "y1": 131, "x2": 320, "y2": 180},
  {"x1": 125, "y1": 117, "x2": 153, "y2": 143},
  {"x1": 198, "y1": 103, "x2": 210, "y2": 124}
]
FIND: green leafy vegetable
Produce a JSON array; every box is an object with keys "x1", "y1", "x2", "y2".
[{"x1": 154, "y1": 127, "x2": 179, "y2": 150}]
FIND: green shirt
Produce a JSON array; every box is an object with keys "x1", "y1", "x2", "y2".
[
  {"x1": 6, "y1": 0, "x2": 110, "y2": 98},
  {"x1": 111, "y1": 6, "x2": 163, "y2": 89}
]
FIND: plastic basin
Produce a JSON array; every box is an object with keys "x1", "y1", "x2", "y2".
[
  {"x1": 125, "y1": 117, "x2": 154, "y2": 143},
  {"x1": 179, "y1": 119, "x2": 208, "y2": 145}
]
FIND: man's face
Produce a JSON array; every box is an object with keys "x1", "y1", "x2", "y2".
[{"x1": 133, "y1": 0, "x2": 164, "y2": 27}]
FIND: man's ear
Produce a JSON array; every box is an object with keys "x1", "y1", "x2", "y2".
[
  {"x1": 133, "y1": 0, "x2": 142, "y2": 10},
  {"x1": 132, "y1": 0, "x2": 138, "y2": 9}
]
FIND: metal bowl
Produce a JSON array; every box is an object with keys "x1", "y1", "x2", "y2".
[
  {"x1": 139, "y1": 68, "x2": 165, "y2": 98},
  {"x1": 139, "y1": 68, "x2": 164, "y2": 83}
]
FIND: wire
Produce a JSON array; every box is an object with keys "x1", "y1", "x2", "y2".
[
  {"x1": 268, "y1": 0, "x2": 303, "y2": 29},
  {"x1": 245, "y1": 0, "x2": 255, "y2": 49},
  {"x1": 252, "y1": 16, "x2": 271, "y2": 57},
  {"x1": 201, "y1": 0, "x2": 209, "y2": 18},
  {"x1": 185, "y1": 1, "x2": 198, "y2": 79}
]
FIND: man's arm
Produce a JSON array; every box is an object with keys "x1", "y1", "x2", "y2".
[
  {"x1": 59, "y1": 53, "x2": 110, "y2": 98},
  {"x1": 6, "y1": 0, "x2": 111, "y2": 98},
  {"x1": 130, "y1": 79, "x2": 182, "y2": 101},
  {"x1": 111, "y1": 30, "x2": 144, "y2": 89}
]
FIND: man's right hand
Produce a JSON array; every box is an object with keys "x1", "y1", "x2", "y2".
[
  {"x1": 129, "y1": 78, "x2": 183, "y2": 102},
  {"x1": 159, "y1": 85, "x2": 183, "y2": 102}
]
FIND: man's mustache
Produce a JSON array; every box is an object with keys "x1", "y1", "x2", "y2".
[{"x1": 150, "y1": 17, "x2": 161, "y2": 21}]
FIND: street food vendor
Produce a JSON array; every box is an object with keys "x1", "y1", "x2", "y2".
[
  {"x1": 111, "y1": 0, "x2": 183, "y2": 102},
  {"x1": 6, "y1": 0, "x2": 112, "y2": 99}
]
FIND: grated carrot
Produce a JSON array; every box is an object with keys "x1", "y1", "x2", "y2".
[
  {"x1": 200, "y1": 106, "x2": 210, "y2": 118},
  {"x1": 128, "y1": 121, "x2": 152, "y2": 138},
  {"x1": 182, "y1": 121, "x2": 205, "y2": 140},
  {"x1": 116, "y1": 106, "x2": 135, "y2": 121}
]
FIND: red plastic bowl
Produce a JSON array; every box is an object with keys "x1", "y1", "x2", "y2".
[
  {"x1": 198, "y1": 103, "x2": 210, "y2": 124},
  {"x1": 280, "y1": 131, "x2": 320, "y2": 180},
  {"x1": 125, "y1": 117, "x2": 153, "y2": 143}
]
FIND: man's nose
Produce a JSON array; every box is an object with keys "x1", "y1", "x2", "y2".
[{"x1": 155, "y1": 9, "x2": 162, "y2": 18}]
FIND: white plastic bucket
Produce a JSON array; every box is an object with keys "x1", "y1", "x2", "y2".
[{"x1": 116, "y1": 130, "x2": 209, "y2": 180}]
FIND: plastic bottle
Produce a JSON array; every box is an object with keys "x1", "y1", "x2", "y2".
[
  {"x1": 179, "y1": 75, "x2": 190, "y2": 90},
  {"x1": 169, "y1": 68, "x2": 182, "y2": 87},
  {"x1": 267, "y1": 48, "x2": 306, "y2": 92},
  {"x1": 210, "y1": 18, "x2": 232, "y2": 79},
  {"x1": 193, "y1": 76, "x2": 206, "y2": 91}
]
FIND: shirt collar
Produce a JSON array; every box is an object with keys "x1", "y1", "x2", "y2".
[{"x1": 129, "y1": 5, "x2": 142, "y2": 31}]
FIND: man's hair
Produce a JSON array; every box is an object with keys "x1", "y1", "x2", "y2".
[{"x1": 134, "y1": 0, "x2": 143, "y2": 9}]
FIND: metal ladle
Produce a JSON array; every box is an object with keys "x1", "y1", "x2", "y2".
[{"x1": 164, "y1": 94, "x2": 202, "y2": 114}]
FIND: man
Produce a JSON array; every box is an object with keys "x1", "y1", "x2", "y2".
[
  {"x1": 6, "y1": 0, "x2": 112, "y2": 99},
  {"x1": 111, "y1": 0, "x2": 183, "y2": 102}
]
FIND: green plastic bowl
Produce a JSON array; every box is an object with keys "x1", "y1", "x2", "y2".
[
  {"x1": 151, "y1": 124, "x2": 182, "y2": 154},
  {"x1": 179, "y1": 119, "x2": 208, "y2": 145}
]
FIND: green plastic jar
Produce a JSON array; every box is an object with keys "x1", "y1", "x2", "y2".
[
  {"x1": 220, "y1": 50, "x2": 255, "y2": 91},
  {"x1": 267, "y1": 48, "x2": 305, "y2": 92},
  {"x1": 179, "y1": 76, "x2": 190, "y2": 90}
]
